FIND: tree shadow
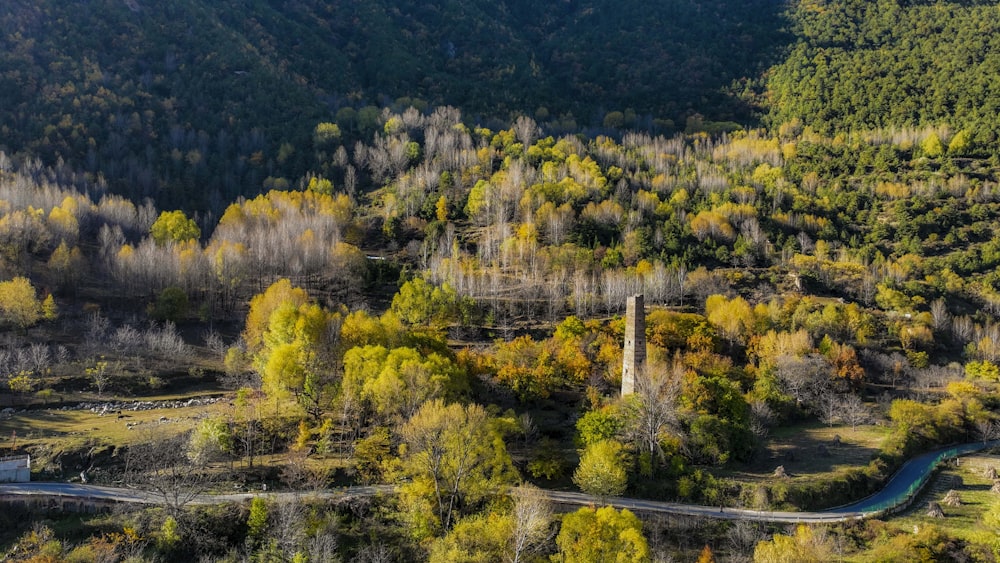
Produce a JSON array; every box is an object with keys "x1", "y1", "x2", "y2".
[
  {"x1": 332, "y1": 0, "x2": 795, "y2": 127},
  {"x1": 520, "y1": 0, "x2": 795, "y2": 127},
  {"x1": 741, "y1": 424, "x2": 881, "y2": 477}
]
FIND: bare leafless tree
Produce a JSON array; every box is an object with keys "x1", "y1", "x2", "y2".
[
  {"x1": 83, "y1": 311, "x2": 110, "y2": 356},
  {"x1": 976, "y1": 419, "x2": 1000, "y2": 445},
  {"x1": 203, "y1": 329, "x2": 227, "y2": 359},
  {"x1": 930, "y1": 298, "x2": 950, "y2": 334},
  {"x1": 513, "y1": 116, "x2": 540, "y2": 148},
  {"x1": 272, "y1": 496, "x2": 308, "y2": 557},
  {"x1": 352, "y1": 544, "x2": 394, "y2": 563},
  {"x1": 951, "y1": 316, "x2": 975, "y2": 347},
  {"x1": 838, "y1": 394, "x2": 871, "y2": 430},
  {"x1": 333, "y1": 145, "x2": 349, "y2": 168},
  {"x1": 124, "y1": 431, "x2": 215, "y2": 516},
  {"x1": 626, "y1": 359, "x2": 682, "y2": 469},
  {"x1": 144, "y1": 321, "x2": 192, "y2": 360},
  {"x1": 230, "y1": 389, "x2": 264, "y2": 468},
  {"x1": 726, "y1": 520, "x2": 769, "y2": 563},
  {"x1": 816, "y1": 391, "x2": 841, "y2": 427},
  {"x1": 743, "y1": 407, "x2": 772, "y2": 463},
  {"x1": 344, "y1": 164, "x2": 358, "y2": 197},
  {"x1": 911, "y1": 363, "x2": 962, "y2": 389},
  {"x1": 25, "y1": 343, "x2": 50, "y2": 373},
  {"x1": 507, "y1": 484, "x2": 554, "y2": 563},
  {"x1": 774, "y1": 354, "x2": 832, "y2": 409},
  {"x1": 305, "y1": 520, "x2": 339, "y2": 563}
]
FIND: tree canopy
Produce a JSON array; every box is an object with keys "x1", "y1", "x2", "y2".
[{"x1": 554, "y1": 506, "x2": 649, "y2": 563}]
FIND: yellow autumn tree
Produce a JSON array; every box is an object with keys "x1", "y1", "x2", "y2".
[
  {"x1": 705, "y1": 294, "x2": 756, "y2": 345},
  {"x1": 754, "y1": 525, "x2": 834, "y2": 563},
  {"x1": 555, "y1": 506, "x2": 649, "y2": 563},
  {"x1": 244, "y1": 279, "x2": 311, "y2": 352},
  {"x1": 47, "y1": 240, "x2": 85, "y2": 290},
  {"x1": 0, "y1": 277, "x2": 42, "y2": 329},
  {"x1": 150, "y1": 210, "x2": 200, "y2": 245},
  {"x1": 254, "y1": 301, "x2": 336, "y2": 410}
]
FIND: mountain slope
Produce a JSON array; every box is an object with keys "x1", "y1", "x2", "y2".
[
  {"x1": 9, "y1": 0, "x2": 1000, "y2": 212},
  {"x1": 0, "y1": 0, "x2": 786, "y2": 209},
  {"x1": 766, "y1": 0, "x2": 1000, "y2": 149}
]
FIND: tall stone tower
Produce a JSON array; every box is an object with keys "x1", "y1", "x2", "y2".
[{"x1": 621, "y1": 294, "x2": 645, "y2": 396}]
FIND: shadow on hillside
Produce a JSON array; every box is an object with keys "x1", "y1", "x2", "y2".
[
  {"x1": 525, "y1": 0, "x2": 795, "y2": 127},
  {"x1": 739, "y1": 424, "x2": 883, "y2": 478}
]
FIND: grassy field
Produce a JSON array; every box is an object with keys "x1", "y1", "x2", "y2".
[
  {"x1": 826, "y1": 454, "x2": 1000, "y2": 562},
  {"x1": 891, "y1": 454, "x2": 999, "y2": 540},
  {"x1": 723, "y1": 421, "x2": 890, "y2": 484},
  {"x1": 0, "y1": 394, "x2": 231, "y2": 478},
  {"x1": 1, "y1": 403, "x2": 226, "y2": 444}
]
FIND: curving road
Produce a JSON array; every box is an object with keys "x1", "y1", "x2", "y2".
[
  {"x1": 2, "y1": 441, "x2": 997, "y2": 524},
  {"x1": 0, "y1": 481, "x2": 859, "y2": 523}
]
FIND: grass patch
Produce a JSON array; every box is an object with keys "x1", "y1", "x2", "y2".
[
  {"x1": 723, "y1": 422, "x2": 890, "y2": 483},
  {"x1": 0, "y1": 402, "x2": 229, "y2": 446},
  {"x1": 0, "y1": 400, "x2": 231, "y2": 477},
  {"x1": 888, "y1": 454, "x2": 1000, "y2": 541}
]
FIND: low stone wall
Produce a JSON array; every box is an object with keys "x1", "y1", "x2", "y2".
[
  {"x1": 0, "y1": 493, "x2": 116, "y2": 513},
  {"x1": 0, "y1": 455, "x2": 30, "y2": 483}
]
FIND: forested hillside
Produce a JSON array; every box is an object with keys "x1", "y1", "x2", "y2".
[
  {"x1": 6, "y1": 1, "x2": 1000, "y2": 561},
  {"x1": 767, "y1": 0, "x2": 1000, "y2": 148},
  {"x1": 0, "y1": 0, "x2": 784, "y2": 210},
  {"x1": 4, "y1": 104, "x2": 1000, "y2": 560},
  {"x1": 5, "y1": 0, "x2": 1000, "y2": 212}
]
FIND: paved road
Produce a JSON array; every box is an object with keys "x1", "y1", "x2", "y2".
[
  {"x1": 0, "y1": 482, "x2": 161, "y2": 504},
  {"x1": 825, "y1": 440, "x2": 1000, "y2": 514},
  {"x1": 0, "y1": 481, "x2": 390, "y2": 505},
  {"x1": 538, "y1": 489, "x2": 868, "y2": 523},
  {"x1": 0, "y1": 481, "x2": 866, "y2": 523},
  {"x1": 3, "y1": 441, "x2": 996, "y2": 524}
]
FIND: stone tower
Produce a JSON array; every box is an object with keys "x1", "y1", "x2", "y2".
[{"x1": 621, "y1": 294, "x2": 645, "y2": 396}]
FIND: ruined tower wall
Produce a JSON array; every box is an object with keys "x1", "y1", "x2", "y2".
[{"x1": 621, "y1": 294, "x2": 645, "y2": 396}]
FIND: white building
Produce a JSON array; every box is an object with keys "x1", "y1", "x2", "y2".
[{"x1": 0, "y1": 454, "x2": 30, "y2": 482}]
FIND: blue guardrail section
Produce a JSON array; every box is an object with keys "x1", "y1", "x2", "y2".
[{"x1": 826, "y1": 440, "x2": 1000, "y2": 516}]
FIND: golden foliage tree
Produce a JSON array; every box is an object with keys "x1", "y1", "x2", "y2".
[
  {"x1": 244, "y1": 279, "x2": 311, "y2": 352},
  {"x1": 150, "y1": 209, "x2": 201, "y2": 245},
  {"x1": 573, "y1": 439, "x2": 628, "y2": 499},
  {"x1": 0, "y1": 276, "x2": 42, "y2": 329},
  {"x1": 753, "y1": 525, "x2": 833, "y2": 563},
  {"x1": 554, "y1": 506, "x2": 649, "y2": 563},
  {"x1": 396, "y1": 399, "x2": 517, "y2": 538}
]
